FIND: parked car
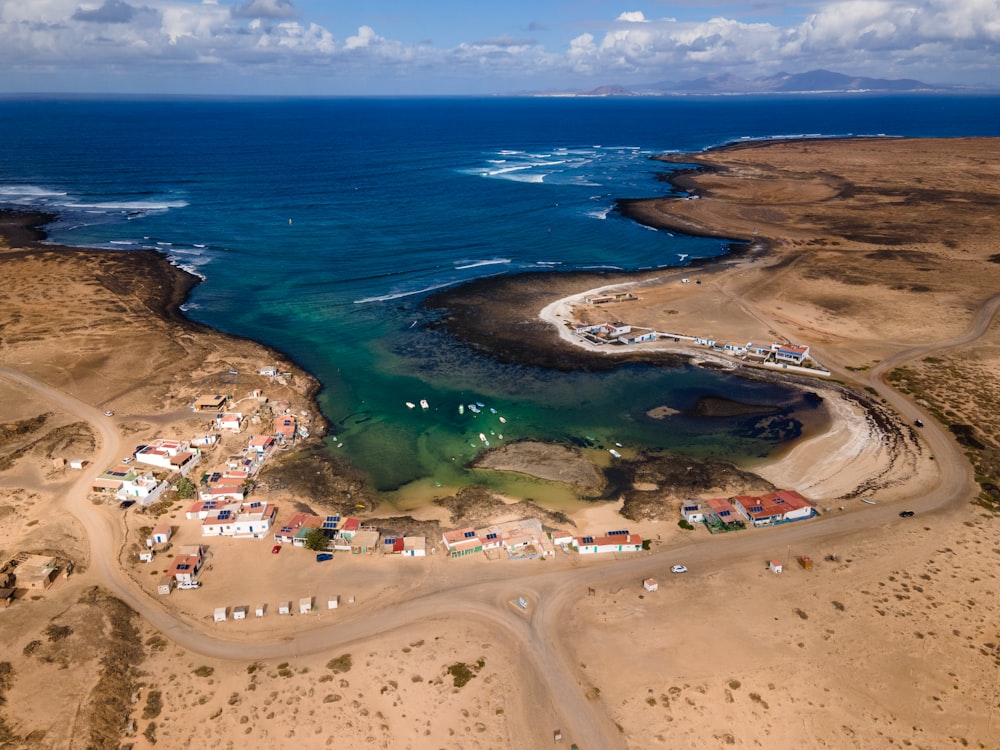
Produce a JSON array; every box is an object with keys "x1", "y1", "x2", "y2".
[
  {"x1": 103, "y1": 410, "x2": 114, "y2": 417},
  {"x1": 177, "y1": 581, "x2": 201, "y2": 590},
  {"x1": 118, "y1": 500, "x2": 135, "y2": 510},
  {"x1": 914, "y1": 419, "x2": 924, "y2": 427},
  {"x1": 271, "y1": 545, "x2": 281, "y2": 555},
  {"x1": 899, "y1": 510, "x2": 915, "y2": 518},
  {"x1": 671, "y1": 564, "x2": 688, "y2": 574},
  {"x1": 316, "y1": 553, "x2": 333, "y2": 562},
  {"x1": 122, "y1": 456, "x2": 133, "y2": 464}
]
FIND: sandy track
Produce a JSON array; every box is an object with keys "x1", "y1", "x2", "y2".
[{"x1": 2, "y1": 280, "x2": 996, "y2": 749}]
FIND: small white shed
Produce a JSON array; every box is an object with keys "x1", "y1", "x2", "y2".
[
  {"x1": 769, "y1": 560, "x2": 783, "y2": 574},
  {"x1": 138, "y1": 551, "x2": 153, "y2": 563},
  {"x1": 643, "y1": 578, "x2": 659, "y2": 592},
  {"x1": 299, "y1": 596, "x2": 313, "y2": 614},
  {"x1": 69, "y1": 459, "x2": 86, "y2": 470},
  {"x1": 278, "y1": 601, "x2": 291, "y2": 616},
  {"x1": 327, "y1": 596, "x2": 339, "y2": 609},
  {"x1": 233, "y1": 605, "x2": 247, "y2": 620},
  {"x1": 255, "y1": 604, "x2": 265, "y2": 618},
  {"x1": 213, "y1": 607, "x2": 228, "y2": 622}
]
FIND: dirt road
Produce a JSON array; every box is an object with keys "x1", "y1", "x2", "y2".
[{"x1": 0, "y1": 286, "x2": 993, "y2": 749}]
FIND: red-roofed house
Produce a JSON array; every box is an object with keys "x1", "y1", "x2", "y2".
[
  {"x1": 167, "y1": 553, "x2": 203, "y2": 584},
  {"x1": 248, "y1": 435, "x2": 276, "y2": 455},
  {"x1": 274, "y1": 415, "x2": 297, "y2": 441},
  {"x1": 216, "y1": 412, "x2": 243, "y2": 433},
  {"x1": 273, "y1": 512, "x2": 328, "y2": 546},
  {"x1": 732, "y1": 490, "x2": 816, "y2": 528},
  {"x1": 705, "y1": 497, "x2": 745, "y2": 530},
  {"x1": 574, "y1": 532, "x2": 643, "y2": 555},
  {"x1": 442, "y1": 527, "x2": 483, "y2": 558}
]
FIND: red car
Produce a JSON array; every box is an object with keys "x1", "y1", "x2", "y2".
[{"x1": 271, "y1": 545, "x2": 281, "y2": 554}]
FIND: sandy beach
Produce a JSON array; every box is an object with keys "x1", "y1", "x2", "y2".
[{"x1": 2, "y1": 135, "x2": 1000, "y2": 750}]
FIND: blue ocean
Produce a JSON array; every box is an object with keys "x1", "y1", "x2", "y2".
[{"x1": 2, "y1": 95, "x2": 999, "y2": 503}]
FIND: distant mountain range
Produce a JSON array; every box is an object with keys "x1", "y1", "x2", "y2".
[{"x1": 538, "y1": 69, "x2": 977, "y2": 97}]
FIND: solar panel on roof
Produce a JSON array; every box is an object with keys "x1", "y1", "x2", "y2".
[
  {"x1": 463, "y1": 530, "x2": 475, "y2": 539},
  {"x1": 325, "y1": 515, "x2": 339, "y2": 523},
  {"x1": 279, "y1": 526, "x2": 292, "y2": 533},
  {"x1": 582, "y1": 536, "x2": 594, "y2": 544},
  {"x1": 750, "y1": 506, "x2": 763, "y2": 513},
  {"x1": 250, "y1": 501, "x2": 262, "y2": 508},
  {"x1": 486, "y1": 532, "x2": 498, "y2": 540},
  {"x1": 720, "y1": 510, "x2": 730, "y2": 517},
  {"x1": 683, "y1": 506, "x2": 698, "y2": 512},
  {"x1": 384, "y1": 537, "x2": 396, "y2": 544},
  {"x1": 177, "y1": 563, "x2": 189, "y2": 570}
]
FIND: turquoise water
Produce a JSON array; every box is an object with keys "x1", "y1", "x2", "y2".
[{"x1": 2, "y1": 94, "x2": 999, "y2": 493}]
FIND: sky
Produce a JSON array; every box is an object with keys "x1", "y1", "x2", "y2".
[{"x1": 1, "y1": 0, "x2": 998, "y2": 95}]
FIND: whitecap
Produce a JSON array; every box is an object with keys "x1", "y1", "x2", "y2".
[
  {"x1": 454, "y1": 258, "x2": 511, "y2": 271},
  {"x1": 64, "y1": 199, "x2": 189, "y2": 211},
  {"x1": 353, "y1": 280, "x2": 462, "y2": 304},
  {"x1": 587, "y1": 208, "x2": 611, "y2": 220}
]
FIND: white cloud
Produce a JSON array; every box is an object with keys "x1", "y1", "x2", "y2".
[
  {"x1": 616, "y1": 11, "x2": 648, "y2": 23},
  {"x1": 0, "y1": 0, "x2": 997, "y2": 92}
]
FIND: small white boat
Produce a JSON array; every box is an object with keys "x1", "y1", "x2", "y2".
[
  {"x1": 498, "y1": 434, "x2": 503, "y2": 440},
  {"x1": 489, "y1": 407, "x2": 497, "y2": 414},
  {"x1": 420, "y1": 399, "x2": 429, "y2": 410},
  {"x1": 609, "y1": 449, "x2": 621, "y2": 459},
  {"x1": 498, "y1": 416, "x2": 506, "y2": 423},
  {"x1": 861, "y1": 497, "x2": 876, "y2": 505},
  {"x1": 468, "y1": 404, "x2": 481, "y2": 413},
  {"x1": 405, "y1": 401, "x2": 416, "y2": 409},
  {"x1": 458, "y1": 404, "x2": 464, "y2": 415},
  {"x1": 476, "y1": 401, "x2": 485, "y2": 408}
]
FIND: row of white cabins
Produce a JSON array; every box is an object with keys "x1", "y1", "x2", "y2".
[{"x1": 573, "y1": 321, "x2": 812, "y2": 367}]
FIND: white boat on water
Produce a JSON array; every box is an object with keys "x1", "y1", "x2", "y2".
[
  {"x1": 420, "y1": 399, "x2": 429, "y2": 410},
  {"x1": 458, "y1": 404, "x2": 464, "y2": 415},
  {"x1": 468, "y1": 404, "x2": 481, "y2": 413},
  {"x1": 405, "y1": 402, "x2": 416, "y2": 409},
  {"x1": 498, "y1": 416, "x2": 506, "y2": 423},
  {"x1": 609, "y1": 449, "x2": 622, "y2": 459}
]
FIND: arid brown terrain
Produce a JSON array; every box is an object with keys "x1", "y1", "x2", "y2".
[{"x1": 2, "y1": 136, "x2": 1000, "y2": 750}]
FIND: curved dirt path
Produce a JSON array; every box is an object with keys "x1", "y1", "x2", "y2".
[{"x1": 2, "y1": 290, "x2": 997, "y2": 749}]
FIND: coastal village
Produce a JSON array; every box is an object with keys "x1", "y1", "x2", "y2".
[
  {"x1": 29, "y1": 359, "x2": 822, "y2": 619},
  {"x1": 569, "y1": 284, "x2": 828, "y2": 376}
]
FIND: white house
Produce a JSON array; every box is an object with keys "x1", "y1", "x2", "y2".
[
  {"x1": 402, "y1": 536, "x2": 426, "y2": 557},
  {"x1": 299, "y1": 597, "x2": 313, "y2": 614},
  {"x1": 259, "y1": 366, "x2": 279, "y2": 377},
  {"x1": 213, "y1": 607, "x2": 228, "y2": 622},
  {"x1": 117, "y1": 472, "x2": 169, "y2": 506},
  {"x1": 216, "y1": 412, "x2": 244, "y2": 433},
  {"x1": 617, "y1": 328, "x2": 658, "y2": 345},
  {"x1": 248, "y1": 435, "x2": 275, "y2": 455},
  {"x1": 681, "y1": 502, "x2": 707, "y2": 525},
  {"x1": 574, "y1": 532, "x2": 643, "y2": 555},
  {"x1": 167, "y1": 552, "x2": 203, "y2": 584},
  {"x1": 134, "y1": 440, "x2": 201, "y2": 474},
  {"x1": 200, "y1": 501, "x2": 276, "y2": 539},
  {"x1": 773, "y1": 343, "x2": 811, "y2": 365},
  {"x1": 151, "y1": 524, "x2": 172, "y2": 545}
]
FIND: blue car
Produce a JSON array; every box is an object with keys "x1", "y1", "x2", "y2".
[{"x1": 316, "y1": 553, "x2": 333, "y2": 562}]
